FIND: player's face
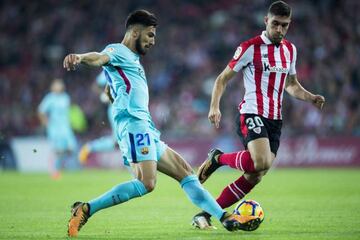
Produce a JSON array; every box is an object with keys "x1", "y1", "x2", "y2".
[
  {"x1": 51, "y1": 80, "x2": 65, "y2": 93},
  {"x1": 136, "y1": 26, "x2": 156, "y2": 55},
  {"x1": 265, "y1": 14, "x2": 291, "y2": 44}
]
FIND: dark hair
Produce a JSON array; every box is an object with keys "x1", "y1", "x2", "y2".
[
  {"x1": 125, "y1": 10, "x2": 158, "y2": 29},
  {"x1": 268, "y1": 1, "x2": 291, "y2": 17}
]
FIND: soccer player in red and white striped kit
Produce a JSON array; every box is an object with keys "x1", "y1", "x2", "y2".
[{"x1": 192, "y1": 1, "x2": 325, "y2": 229}]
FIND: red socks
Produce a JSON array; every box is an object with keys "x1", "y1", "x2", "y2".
[
  {"x1": 218, "y1": 150, "x2": 256, "y2": 173},
  {"x1": 215, "y1": 151, "x2": 257, "y2": 208},
  {"x1": 216, "y1": 175, "x2": 254, "y2": 209}
]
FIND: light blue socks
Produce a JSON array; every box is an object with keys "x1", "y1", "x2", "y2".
[
  {"x1": 88, "y1": 175, "x2": 225, "y2": 220},
  {"x1": 88, "y1": 179, "x2": 147, "y2": 216},
  {"x1": 180, "y1": 175, "x2": 225, "y2": 220}
]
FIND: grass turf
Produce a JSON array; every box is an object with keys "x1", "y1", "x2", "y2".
[{"x1": 0, "y1": 168, "x2": 359, "y2": 239}]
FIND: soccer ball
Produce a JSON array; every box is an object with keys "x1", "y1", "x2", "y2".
[{"x1": 233, "y1": 199, "x2": 265, "y2": 223}]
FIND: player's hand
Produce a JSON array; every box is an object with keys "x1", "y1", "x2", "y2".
[
  {"x1": 208, "y1": 107, "x2": 221, "y2": 128},
  {"x1": 312, "y1": 94, "x2": 325, "y2": 110},
  {"x1": 63, "y1": 54, "x2": 82, "y2": 71}
]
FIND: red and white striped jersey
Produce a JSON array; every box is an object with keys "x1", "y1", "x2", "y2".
[{"x1": 228, "y1": 31, "x2": 297, "y2": 120}]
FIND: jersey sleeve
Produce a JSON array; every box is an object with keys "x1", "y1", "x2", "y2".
[
  {"x1": 38, "y1": 94, "x2": 51, "y2": 114},
  {"x1": 228, "y1": 42, "x2": 253, "y2": 72},
  {"x1": 289, "y1": 44, "x2": 297, "y2": 75},
  {"x1": 101, "y1": 44, "x2": 123, "y2": 66}
]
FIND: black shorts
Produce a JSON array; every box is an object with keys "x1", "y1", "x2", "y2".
[{"x1": 235, "y1": 113, "x2": 282, "y2": 155}]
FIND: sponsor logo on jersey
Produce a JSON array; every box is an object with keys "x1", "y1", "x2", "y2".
[
  {"x1": 263, "y1": 63, "x2": 287, "y2": 73},
  {"x1": 141, "y1": 147, "x2": 149, "y2": 155},
  {"x1": 253, "y1": 127, "x2": 262, "y2": 134},
  {"x1": 233, "y1": 47, "x2": 242, "y2": 60}
]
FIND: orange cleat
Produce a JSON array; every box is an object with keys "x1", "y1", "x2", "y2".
[
  {"x1": 78, "y1": 145, "x2": 90, "y2": 164},
  {"x1": 67, "y1": 202, "x2": 90, "y2": 237},
  {"x1": 51, "y1": 171, "x2": 62, "y2": 180},
  {"x1": 222, "y1": 213, "x2": 261, "y2": 231}
]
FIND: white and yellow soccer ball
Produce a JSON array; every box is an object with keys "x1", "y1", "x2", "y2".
[{"x1": 233, "y1": 199, "x2": 265, "y2": 223}]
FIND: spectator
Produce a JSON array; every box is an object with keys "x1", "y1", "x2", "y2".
[{"x1": 0, "y1": 0, "x2": 359, "y2": 140}]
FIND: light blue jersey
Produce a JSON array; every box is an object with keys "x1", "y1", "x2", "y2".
[
  {"x1": 38, "y1": 92, "x2": 77, "y2": 151},
  {"x1": 101, "y1": 43, "x2": 166, "y2": 163},
  {"x1": 101, "y1": 43, "x2": 150, "y2": 122}
]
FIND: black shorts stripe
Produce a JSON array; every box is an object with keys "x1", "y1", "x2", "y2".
[{"x1": 129, "y1": 133, "x2": 137, "y2": 163}]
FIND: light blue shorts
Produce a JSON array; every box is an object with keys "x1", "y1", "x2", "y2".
[
  {"x1": 117, "y1": 119, "x2": 167, "y2": 164},
  {"x1": 48, "y1": 131, "x2": 77, "y2": 152}
]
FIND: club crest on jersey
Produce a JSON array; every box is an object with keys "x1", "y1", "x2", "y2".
[
  {"x1": 106, "y1": 47, "x2": 114, "y2": 52},
  {"x1": 233, "y1": 47, "x2": 242, "y2": 60},
  {"x1": 253, "y1": 127, "x2": 262, "y2": 134},
  {"x1": 141, "y1": 147, "x2": 149, "y2": 155}
]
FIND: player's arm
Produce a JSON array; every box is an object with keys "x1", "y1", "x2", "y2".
[
  {"x1": 63, "y1": 52, "x2": 110, "y2": 71},
  {"x1": 209, "y1": 66, "x2": 237, "y2": 128},
  {"x1": 38, "y1": 97, "x2": 50, "y2": 127},
  {"x1": 38, "y1": 112, "x2": 48, "y2": 127},
  {"x1": 285, "y1": 74, "x2": 325, "y2": 110}
]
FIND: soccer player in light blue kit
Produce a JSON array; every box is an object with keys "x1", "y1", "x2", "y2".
[
  {"x1": 38, "y1": 79, "x2": 77, "y2": 179},
  {"x1": 78, "y1": 72, "x2": 117, "y2": 164},
  {"x1": 64, "y1": 10, "x2": 260, "y2": 237}
]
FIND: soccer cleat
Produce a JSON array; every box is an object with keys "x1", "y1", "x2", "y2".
[
  {"x1": 221, "y1": 213, "x2": 261, "y2": 232},
  {"x1": 68, "y1": 202, "x2": 90, "y2": 237},
  {"x1": 78, "y1": 144, "x2": 90, "y2": 164},
  {"x1": 51, "y1": 171, "x2": 61, "y2": 180},
  {"x1": 191, "y1": 212, "x2": 216, "y2": 230},
  {"x1": 197, "y1": 149, "x2": 223, "y2": 184}
]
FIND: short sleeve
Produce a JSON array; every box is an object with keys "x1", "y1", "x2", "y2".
[
  {"x1": 228, "y1": 42, "x2": 253, "y2": 72},
  {"x1": 289, "y1": 44, "x2": 297, "y2": 75},
  {"x1": 101, "y1": 44, "x2": 122, "y2": 65}
]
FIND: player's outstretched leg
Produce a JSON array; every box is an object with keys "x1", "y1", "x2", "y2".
[
  {"x1": 221, "y1": 213, "x2": 261, "y2": 231},
  {"x1": 192, "y1": 174, "x2": 256, "y2": 230},
  {"x1": 183, "y1": 177, "x2": 260, "y2": 232},
  {"x1": 192, "y1": 211, "x2": 260, "y2": 231},
  {"x1": 158, "y1": 148, "x2": 260, "y2": 232},
  {"x1": 68, "y1": 202, "x2": 90, "y2": 237},
  {"x1": 67, "y1": 177, "x2": 149, "y2": 237},
  {"x1": 197, "y1": 148, "x2": 223, "y2": 184}
]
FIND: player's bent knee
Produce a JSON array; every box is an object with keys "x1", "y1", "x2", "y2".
[
  {"x1": 142, "y1": 180, "x2": 156, "y2": 192},
  {"x1": 183, "y1": 167, "x2": 194, "y2": 177},
  {"x1": 253, "y1": 155, "x2": 272, "y2": 172},
  {"x1": 245, "y1": 172, "x2": 265, "y2": 185}
]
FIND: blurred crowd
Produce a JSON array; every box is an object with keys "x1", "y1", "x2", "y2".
[{"x1": 0, "y1": 0, "x2": 359, "y2": 141}]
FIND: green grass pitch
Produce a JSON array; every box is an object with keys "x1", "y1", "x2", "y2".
[{"x1": 0, "y1": 168, "x2": 359, "y2": 239}]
